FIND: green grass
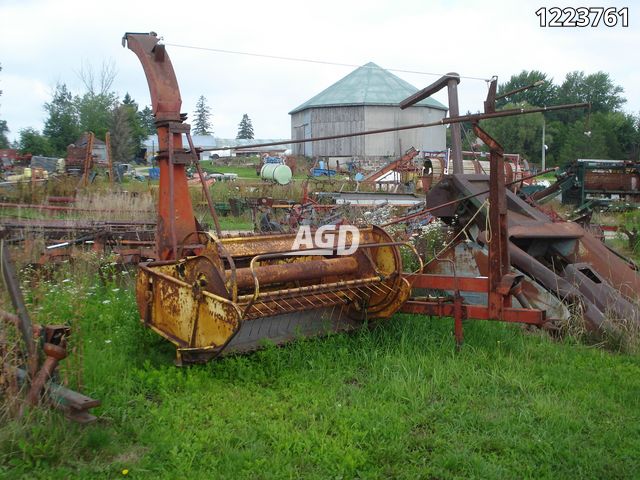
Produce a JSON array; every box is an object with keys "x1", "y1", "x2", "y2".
[
  {"x1": 535, "y1": 172, "x2": 558, "y2": 183},
  {"x1": 1, "y1": 264, "x2": 639, "y2": 479},
  {"x1": 201, "y1": 164, "x2": 260, "y2": 179},
  {"x1": 201, "y1": 162, "x2": 310, "y2": 180},
  {"x1": 216, "y1": 215, "x2": 254, "y2": 231}
]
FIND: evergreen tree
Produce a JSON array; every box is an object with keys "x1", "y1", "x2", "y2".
[
  {"x1": 0, "y1": 120, "x2": 8, "y2": 149},
  {"x1": 192, "y1": 95, "x2": 212, "y2": 135},
  {"x1": 138, "y1": 105, "x2": 155, "y2": 136},
  {"x1": 76, "y1": 90, "x2": 117, "y2": 140},
  {"x1": 121, "y1": 93, "x2": 146, "y2": 150},
  {"x1": 236, "y1": 113, "x2": 254, "y2": 139},
  {"x1": 43, "y1": 83, "x2": 80, "y2": 156},
  {"x1": 110, "y1": 104, "x2": 135, "y2": 164}
]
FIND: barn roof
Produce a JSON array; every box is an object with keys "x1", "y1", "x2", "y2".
[{"x1": 289, "y1": 62, "x2": 448, "y2": 114}]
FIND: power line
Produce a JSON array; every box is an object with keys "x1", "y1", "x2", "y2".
[
  {"x1": 163, "y1": 42, "x2": 492, "y2": 82},
  {"x1": 197, "y1": 103, "x2": 589, "y2": 152}
]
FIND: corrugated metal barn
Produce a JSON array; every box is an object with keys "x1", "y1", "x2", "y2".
[{"x1": 289, "y1": 62, "x2": 448, "y2": 166}]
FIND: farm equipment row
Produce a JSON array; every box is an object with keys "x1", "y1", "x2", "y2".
[
  {"x1": 2, "y1": 29, "x2": 637, "y2": 406},
  {"x1": 120, "y1": 32, "x2": 638, "y2": 365}
]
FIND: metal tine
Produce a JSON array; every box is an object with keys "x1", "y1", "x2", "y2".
[
  {"x1": 329, "y1": 290, "x2": 349, "y2": 305},
  {"x1": 257, "y1": 300, "x2": 278, "y2": 315},
  {"x1": 291, "y1": 296, "x2": 309, "y2": 310},
  {"x1": 344, "y1": 286, "x2": 366, "y2": 302},
  {"x1": 266, "y1": 299, "x2": 286, "y2": 314},
  {"x1": 311, "y1": 292, "x2": 331, "y2": 306},
  {"x1": 356, "y1": 285, "x2": 375, "y2": 296},
  {"x1": 356, "y1": 284, "x2": 376, "y2": 296},
  {"x1": 354, "y1": 286, "x2": 375, "y2": 300},
  {"x1": 301, "y1": 295, "x2": 318, "y2": 308},
  {"x1": 369, "y1": 283, "x2": 390, "y2": 295},
  {"x1": 251, "y1": 303, "x2": 265, "y2": 317},
  {"x1": 280, "y1": 298, "x2": 296, "y2": 311}
]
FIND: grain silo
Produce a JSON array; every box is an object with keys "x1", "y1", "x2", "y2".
[{"x1": 289, "y1": 62, "x2": 447, "y2": 170}]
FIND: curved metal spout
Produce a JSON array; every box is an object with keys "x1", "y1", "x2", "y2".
[
  {"x1": 124, "y1": 32, "x2": 196, "y2": 260},
  {"x1": 123, "y1": 32, "x2": 182, "y2": 120}
]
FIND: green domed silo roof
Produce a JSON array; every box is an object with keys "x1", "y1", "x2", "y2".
[{"x1": 289, "y1": 62, "x2": 448, "y2": 114}]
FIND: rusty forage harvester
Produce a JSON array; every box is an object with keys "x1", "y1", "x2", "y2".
[{"x1": 124, "y1": 33, "x2": 411, "y2": 365}]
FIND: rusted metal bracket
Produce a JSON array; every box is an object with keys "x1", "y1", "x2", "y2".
[
  {"x1": 484, "y1": 77, "x2": 498, "y2": 114},
  {"x1": 401, "y1": 123, "x2": 546, "y2": 344},
  {"x1": 473, "y1": 123, "x2": 511, "y2": 319},
  {"x1": 15, "y1": 368, "x2": 100, "y2": 423}
]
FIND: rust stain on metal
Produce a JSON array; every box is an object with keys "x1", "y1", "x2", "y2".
[{"x1": 135, "y1": 225, "x2": 408, "y2": 364}]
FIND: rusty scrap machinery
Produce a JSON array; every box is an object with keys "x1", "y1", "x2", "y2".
[
  {"x1": 125, "y1": 32, "x2": 633, "y2": 365},
  {"x1": 124, "y1": 33, "x2": 410, "y2": 364}
]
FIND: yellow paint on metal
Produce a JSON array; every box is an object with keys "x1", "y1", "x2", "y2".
[{"x1": 136, "y1": 225, "x2": 409, "y2": 363}]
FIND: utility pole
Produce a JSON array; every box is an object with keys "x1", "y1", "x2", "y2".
[
  {"x1": 446, "y1": 73, "x2": 463, "y2": 174},
  {"x1": 541, "y1": 117, "x2": 546, "y2": 171}
]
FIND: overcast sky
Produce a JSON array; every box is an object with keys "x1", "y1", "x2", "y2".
[{"x1": 1, "y1": 0, "x2": 638, "y2": 142}]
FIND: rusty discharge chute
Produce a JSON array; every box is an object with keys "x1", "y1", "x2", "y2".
[{"x1": 124, "y1": 33, "x2": 196, "y2": 260}]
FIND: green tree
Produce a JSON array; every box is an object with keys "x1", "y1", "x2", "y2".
[
  {"x1": 554, "y1": 111, "x2": 639, "y2": 165},
  {"x1": 110, "y1": 104, "x2": 135, "y2": 164},
  {"x1": 557, "y1": 71, "x2": 626, "y2": 112},
  {"x1": 192, "y1": 95, "x2": 212, "y2": 135},
  {"x1": 76, "y1": 60, "x2": 118, "y2": 140},
  {"x1": 76, "y1": 91, "x2": 117, "y2": 140},
  {"x1": 17, "y1": 127, "x2": 54, "y2": 156},
  {"x1": 482, "y1": 70, "x2": 634, "y2": 167},
  {"x1": 547, "y1": 70, "x2": 630, "y2": 165},
  {"x1": 496, "y1": 70, "x2": 557, "y2": 108},
  {"x1": 482, "y1": 102, "x2": 544, "y2": 163},
  {"x1": 121, "y1": 93, "x2": 146, "y2": 150},
  {"x1": 43, "y1": 83, "x2": 80, "y2": 156},
  {"x1": 0, "y1": 120, "x2": 8, "y2": 149},
  {"x1": 138, "y1": 105, "x2": 155, "y2": 136},
  {"x1": 236, "y1": 113, "x2": 254, "y2": 139}
]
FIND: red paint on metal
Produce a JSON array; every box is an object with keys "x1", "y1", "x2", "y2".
[
  {"x1": 406, "y1": 273, "x2": 488, "y2": 292},
  {"x1": 400, "y1": 300, "x2": 545, "y2": 324},
  {"x1": 125, "y1": 33, "x2": 197, "y2": 260}
]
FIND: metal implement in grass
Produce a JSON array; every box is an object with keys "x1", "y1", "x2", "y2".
[
  {"x1": 0, "y1": 231, "x2": 100, "y2": 422},
  {"x1": 413, "y1": 141, "x2": 640, "y2": 337},
  {"x1": 124, "y1": 31, "x2": 610, "y2": 362},
  {"x1": 124, "y1": 33, "x2": 411, "y2": 365},
  {"x1": 136, "y1": 227, "x2": 411, "y2": 364}
]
